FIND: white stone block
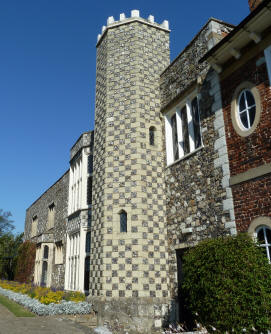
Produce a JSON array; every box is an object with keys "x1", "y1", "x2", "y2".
[
  {"x1": 97, "y1": 34, "x2": 101, "y2": 42},
  {"x1": 120, "y1": 13, "x2": 126, "y2": 21},
  {"x1": 218, "y1": 146, "x2": 227, "y2": 157},
  {"x1": 225, "y1": 221, "x2": 236, "y2": 229},
  {"x1": 230, "y1": 209, "x2": 235, "y2": 221},
  {"x1": 182, "y1": 227, "x2": 193, "y2": 234},
  {"x1": 107, "y1": 16, "x2": 115, "y2": 25},
  {"x1": 148, "y1": 15, "x2": 154, "y2": 23},
  {"x1": 161, "y1": 20, "x2": 169, "y2": 29},
  {"x1": 222, "y1": 175, "x2": 229, "y2": 188},
  {"x1": 214, "y1": 114, "x2": 224, "y2": 130},
  {"x1": 231, "y1": 227, "x2": 237, "y2": 236},
  {"x1": 131, "y1": 9, "x2": 140, "y2": 18},
  {"x1": 154, "y1": 319, "x2": 162, "y2": 328},
  {"x1": 102, "y1": 25, "x2": 106, "y2": 33},
  {"x1": 214, "y1": 136, "x2": 226, "y2": 150},
  {"x1": 223, "y1": 199, "x2": 234, "y2": 211},
  {"x1": 222, "y1": 163, "x2": 230, "y2": 176},
  {"x1": 226, "y1": 187, "x2": 233, "y2": 199}
]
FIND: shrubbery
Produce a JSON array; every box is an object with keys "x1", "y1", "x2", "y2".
[{"x1": 181, "y1": 233, "x2": 271, "y2": 333}]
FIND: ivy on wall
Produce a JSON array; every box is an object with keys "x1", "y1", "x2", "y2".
[{"x1": 15, "y1": 241, "x2": 36, "y2": 283}]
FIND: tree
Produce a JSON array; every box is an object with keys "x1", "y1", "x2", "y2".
[
  {"x1": 0, "y1": 233, "x2": 23, "y2": 280},
  {"x1": 15, "y1": 241, "x2": 36, "y2": 283},
  {"x1": 0, "y1": 210, "x2": 14, "y2": 237},
  {"x1": 181, "y1": 234, "x2": 271, "y2": 333}
]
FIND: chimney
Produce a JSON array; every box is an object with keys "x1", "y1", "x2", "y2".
[{"x1": 248, "y1": 0, "x2": 263, "y2": 11}]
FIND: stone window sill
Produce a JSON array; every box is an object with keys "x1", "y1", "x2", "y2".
[{"x1": 166, "y1": 145, "x2": 204, "y2": 169}]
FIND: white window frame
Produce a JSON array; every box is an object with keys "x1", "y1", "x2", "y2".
[
  {"x1": 256, "y1": 225, "x2": 271, "y2": 263},
  {"x1": 165, "y1": 93, "x2": 202, "y2": 165},
  {"x1": 264, "y1": 45, "x2": 271, "y2": 86}
]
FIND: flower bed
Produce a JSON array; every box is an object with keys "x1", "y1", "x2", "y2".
[
  {"x1": 0, "y1": 280, "x2": 91, "y2": 316},
  {"x1": 0, "y1": 280, "x2": 85, "y2": 304}
]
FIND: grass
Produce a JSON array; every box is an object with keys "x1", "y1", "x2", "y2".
[{"x1": 0, "y1": 294, "x2": 35, "y2": 317}]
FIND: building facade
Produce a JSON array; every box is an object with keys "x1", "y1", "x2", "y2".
[{"x1": 24, "y1": 1, "x2": 271, "y2": 332}]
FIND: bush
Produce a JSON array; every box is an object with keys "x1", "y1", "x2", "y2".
[{"x1": 181, "y1": 233, "x2": 271, "y2": 333}]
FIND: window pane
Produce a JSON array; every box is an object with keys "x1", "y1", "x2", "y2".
[
  {"x1": 171, "y1": 114, "x2": 179, "y2": 161},
  {"x1": 240, "y1": 112, "x2": 249, "y2": 129},
  {"x1": 266, "y1": 228, "x2": 271, "y2": 244},
  {"x1": 181, "y1": 106, "x2": 190, "y2": 155},
  {"x1": 239, "y1": 93, "x2": 246, "y2": 111},
  {"x1": 246, "y1": 90, "x2": 255, "y2": 107},
  {"x1": 248, "y1": 106, "x2": 256, "y2": 127},
  {"x1": 192, "y1": 98, "x2": 201, "y2": 149},
  {"x1": 257, "y1": 228, "x2": 265, "y2": 244}
]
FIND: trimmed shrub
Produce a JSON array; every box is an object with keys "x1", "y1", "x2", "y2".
[{"x1": 181, "y1": 233, "x2": 271, "y2": 333}]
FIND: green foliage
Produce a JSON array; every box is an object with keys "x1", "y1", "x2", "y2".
[
  {"x1": 0, "y1": 233, "x2": 23, "y2": 280},
  {"x1": 181, "y1": 233, "x2": 271, "y2": 333},
  {"x1": 0, "y1": 210, "x2": 14, "y2": 237},
  {"x1": 15, "y1": 241, "x2": 36, "y2": 283}
]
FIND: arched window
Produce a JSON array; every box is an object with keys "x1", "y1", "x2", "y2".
[
  {"x1": 149, "y1": 127, "x2": 156, "y2": 146},
  {"x1": 43, "y1": 245, "x2": 49, "y2": 259},
  {"x1": 119, "y1": 210, "x2": 127, "y2": 233},
  {"x1": 256, "y1": 226, "x2": 271, "y2": 262}
]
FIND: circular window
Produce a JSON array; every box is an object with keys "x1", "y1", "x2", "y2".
[
  {"x1": 238, "y1": 90, "x2": 256, "y2": 130},
  {"x1": 231, "y1": 82, "x2": 261, "y2": 137}
]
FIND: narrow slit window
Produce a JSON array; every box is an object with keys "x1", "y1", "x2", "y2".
[
  {"x1": 43, "y1": 245, "x2": 49, "y2": 259},
  {"x1": 87, "y1": 177, "x2": 93, "y2": 205},
  {"x1": 149, "y1": 127, "x2": 155, "y2": 146},
  {"x1": 120, "y1": 210, "x2": 127, "y2": 233}
]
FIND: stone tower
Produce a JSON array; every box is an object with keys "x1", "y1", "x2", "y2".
[{"x1": 89, "y1": 10, "x2": 171, "y2": 330}]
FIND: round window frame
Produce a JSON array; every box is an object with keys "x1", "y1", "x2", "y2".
[{"x1": 231, "y1": 82, "x2": 261, "y2": 137}]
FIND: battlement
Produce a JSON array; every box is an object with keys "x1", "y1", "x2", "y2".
[{"x1": 97, "y1": 9, "x2": 169, "y2": 44}]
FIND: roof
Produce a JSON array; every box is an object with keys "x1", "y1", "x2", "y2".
[{"x1": 200, "y1": 0, "x2": 271, "y2": 63}]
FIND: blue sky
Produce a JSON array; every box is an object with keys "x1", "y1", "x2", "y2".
[{"x1": 0, "y1": 0, "x2": 250, "y2": 233}]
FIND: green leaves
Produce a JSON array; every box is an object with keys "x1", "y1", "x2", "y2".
[{"x1": 181, "y1": 234, "x2": 271, "y2": 333}]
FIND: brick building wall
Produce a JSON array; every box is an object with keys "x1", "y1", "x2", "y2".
[{"x1": 221, "y1": 52, "x2": 271, "y2": 231}]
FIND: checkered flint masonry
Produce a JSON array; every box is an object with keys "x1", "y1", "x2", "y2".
[{"x1": 90, "y1": 15, "x2": 170, "y2": 298}]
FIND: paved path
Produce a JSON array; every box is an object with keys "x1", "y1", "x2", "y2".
[{"x1": 0, "y1": 303, "x2": 93, "y2": 334}]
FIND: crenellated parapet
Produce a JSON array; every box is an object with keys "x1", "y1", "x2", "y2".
[{"x1": 97, "y1": 9, "x2": 169, "y2": 44}]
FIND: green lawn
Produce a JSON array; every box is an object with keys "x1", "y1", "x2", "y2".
[{"x1": 0, "y1": 294, "x2": 35, "y2": 317}]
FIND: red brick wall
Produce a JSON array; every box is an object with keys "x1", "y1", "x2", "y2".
[
  {"x1": 232, "y1": 175, "x2": 271, "y2": 232},
  {"x1": 221, "y1": 52, "x2": 271, "y2": 231}
]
